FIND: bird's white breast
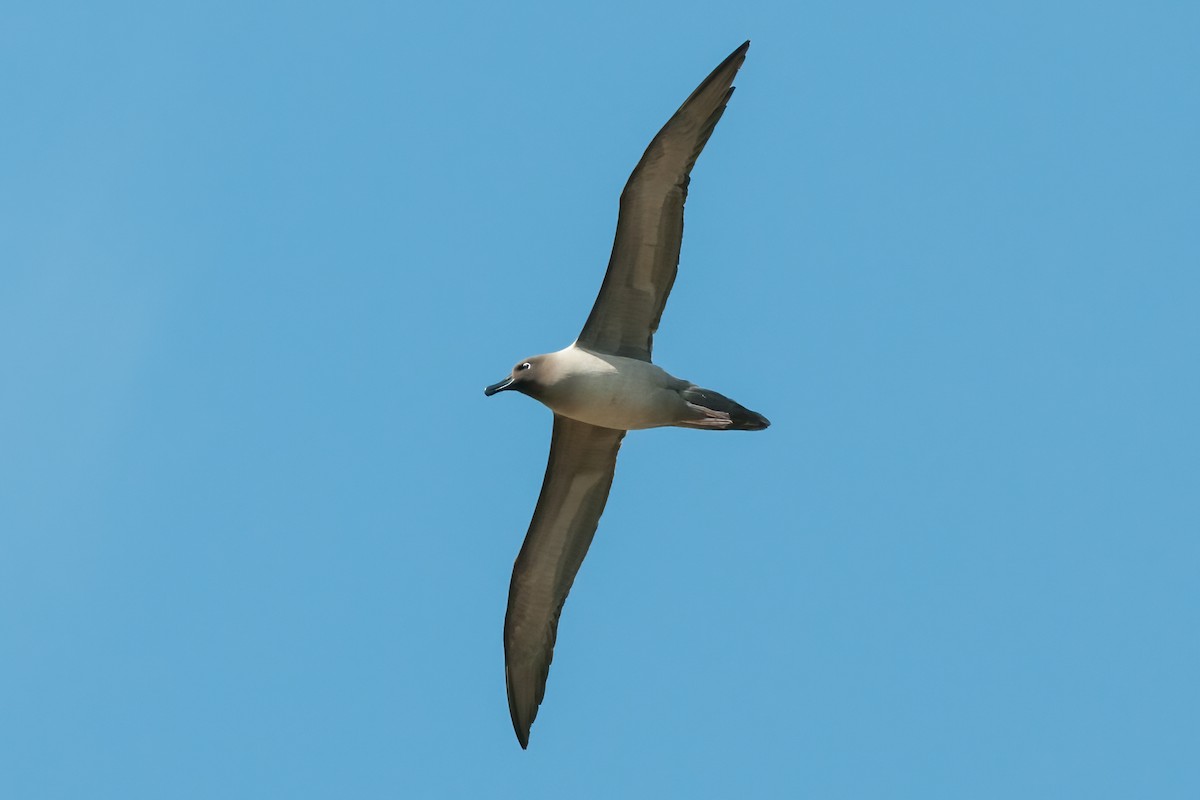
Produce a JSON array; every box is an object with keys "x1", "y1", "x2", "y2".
[{"x1": 539, "y1": 345, "x2": 684, "y2": 430}]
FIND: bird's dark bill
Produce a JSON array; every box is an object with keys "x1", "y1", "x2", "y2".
[{"x1": 484, "y1": 376, "x2": 515, "y2": 396}]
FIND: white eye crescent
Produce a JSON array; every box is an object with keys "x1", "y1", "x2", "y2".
[{"x1": 520, "y1": 362, "x2": 532, "y2": 371}]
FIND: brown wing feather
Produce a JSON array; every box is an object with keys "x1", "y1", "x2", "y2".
[
  {"x1": 576, "y1": 41, "x2": 749, "y2": 362},
  {"x1": 504, "y1": 415, "x2": 626, "y2": 748}
]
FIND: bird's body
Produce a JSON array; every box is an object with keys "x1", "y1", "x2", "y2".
[
  {"x1": 523, "y1": 345, "x2": 687, "y2": 430},
  {"x1": 485, "y1": 41, "x2": 768, "y2": 748},
  {"x1": 506, "y1": 345, "x2": 764, "y2": 431}
]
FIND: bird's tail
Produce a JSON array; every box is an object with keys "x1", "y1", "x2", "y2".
[{"x1": 677, "y1": 386, "x2": 770, "y2": 431}]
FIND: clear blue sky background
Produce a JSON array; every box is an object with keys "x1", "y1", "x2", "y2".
[{"x1": 2, "y1": 1, "x2": 1197, "y2": 797}]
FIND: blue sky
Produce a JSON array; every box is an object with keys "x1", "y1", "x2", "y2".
[{"x1": 2, "y1": 1, "x2": 1198, "y2": 797}]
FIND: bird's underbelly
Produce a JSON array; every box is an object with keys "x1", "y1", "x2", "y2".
[{"x1": 542, "y1": 369, "x2": 682, "y2": 431}]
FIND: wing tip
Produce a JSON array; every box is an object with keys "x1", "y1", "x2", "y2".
[
  {"x1": 725, "y1": 40, "x2": 751, "y2": 71},
  {"x1": 714, "y1": 41, "x2": 750, "y2": 83},
  {"x1": 506, "y1": 675, "x2": 535, "y2": 749},
  {"x1": 506, "y1": 657, "x2": 544, "y2": 753},
  {"x1": 515, "y1": 726, "x2": 531, "y2": 750},
  {"x1": 684, "y1": 41, "x2": 752, "y2": 111}
]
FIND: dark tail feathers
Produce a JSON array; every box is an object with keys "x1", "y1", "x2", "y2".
[{"x1": 680, "y1": 386, "x2": 771, "y2": 431}]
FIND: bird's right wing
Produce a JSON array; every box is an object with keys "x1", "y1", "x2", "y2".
[{"x1": 504, "y1": 414, "x2": 626, "y2": 749}]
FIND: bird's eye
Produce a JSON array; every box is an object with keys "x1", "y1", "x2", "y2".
[{"x1": 520, "y1": 362, "x2": 532, "y2": 371}]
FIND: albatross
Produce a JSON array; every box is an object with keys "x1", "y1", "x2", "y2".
[{"x1": 484, "y1": 40, "x2": 768, "y2": 749}]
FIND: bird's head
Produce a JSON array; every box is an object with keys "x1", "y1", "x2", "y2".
[{"x1": 484, "y1": 356, "x2": 547, "y2": 398}]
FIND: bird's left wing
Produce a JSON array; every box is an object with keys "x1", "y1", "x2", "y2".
[
  {"x1": 504, "y1": 414, "x2": 626, "y2": 749},
  {"x1": 576, "y1": 41, "x2": 749, "y2": 362}
]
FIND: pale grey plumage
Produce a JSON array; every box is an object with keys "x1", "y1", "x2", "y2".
[{"x1": 487, "y1": 41, "x2": 765, "y2": 750}]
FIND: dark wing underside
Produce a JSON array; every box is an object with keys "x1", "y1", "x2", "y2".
[
  {"x1": 504, "y1": 415, "x2": 626, "y2": 748},
  {"x1": 576, "y1": 41, "x2": 749, "y2": 362}
]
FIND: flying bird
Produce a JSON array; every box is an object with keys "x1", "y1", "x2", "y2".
[{"x1": 485, "y1": 40, "x2": 767, "y2": 749}]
